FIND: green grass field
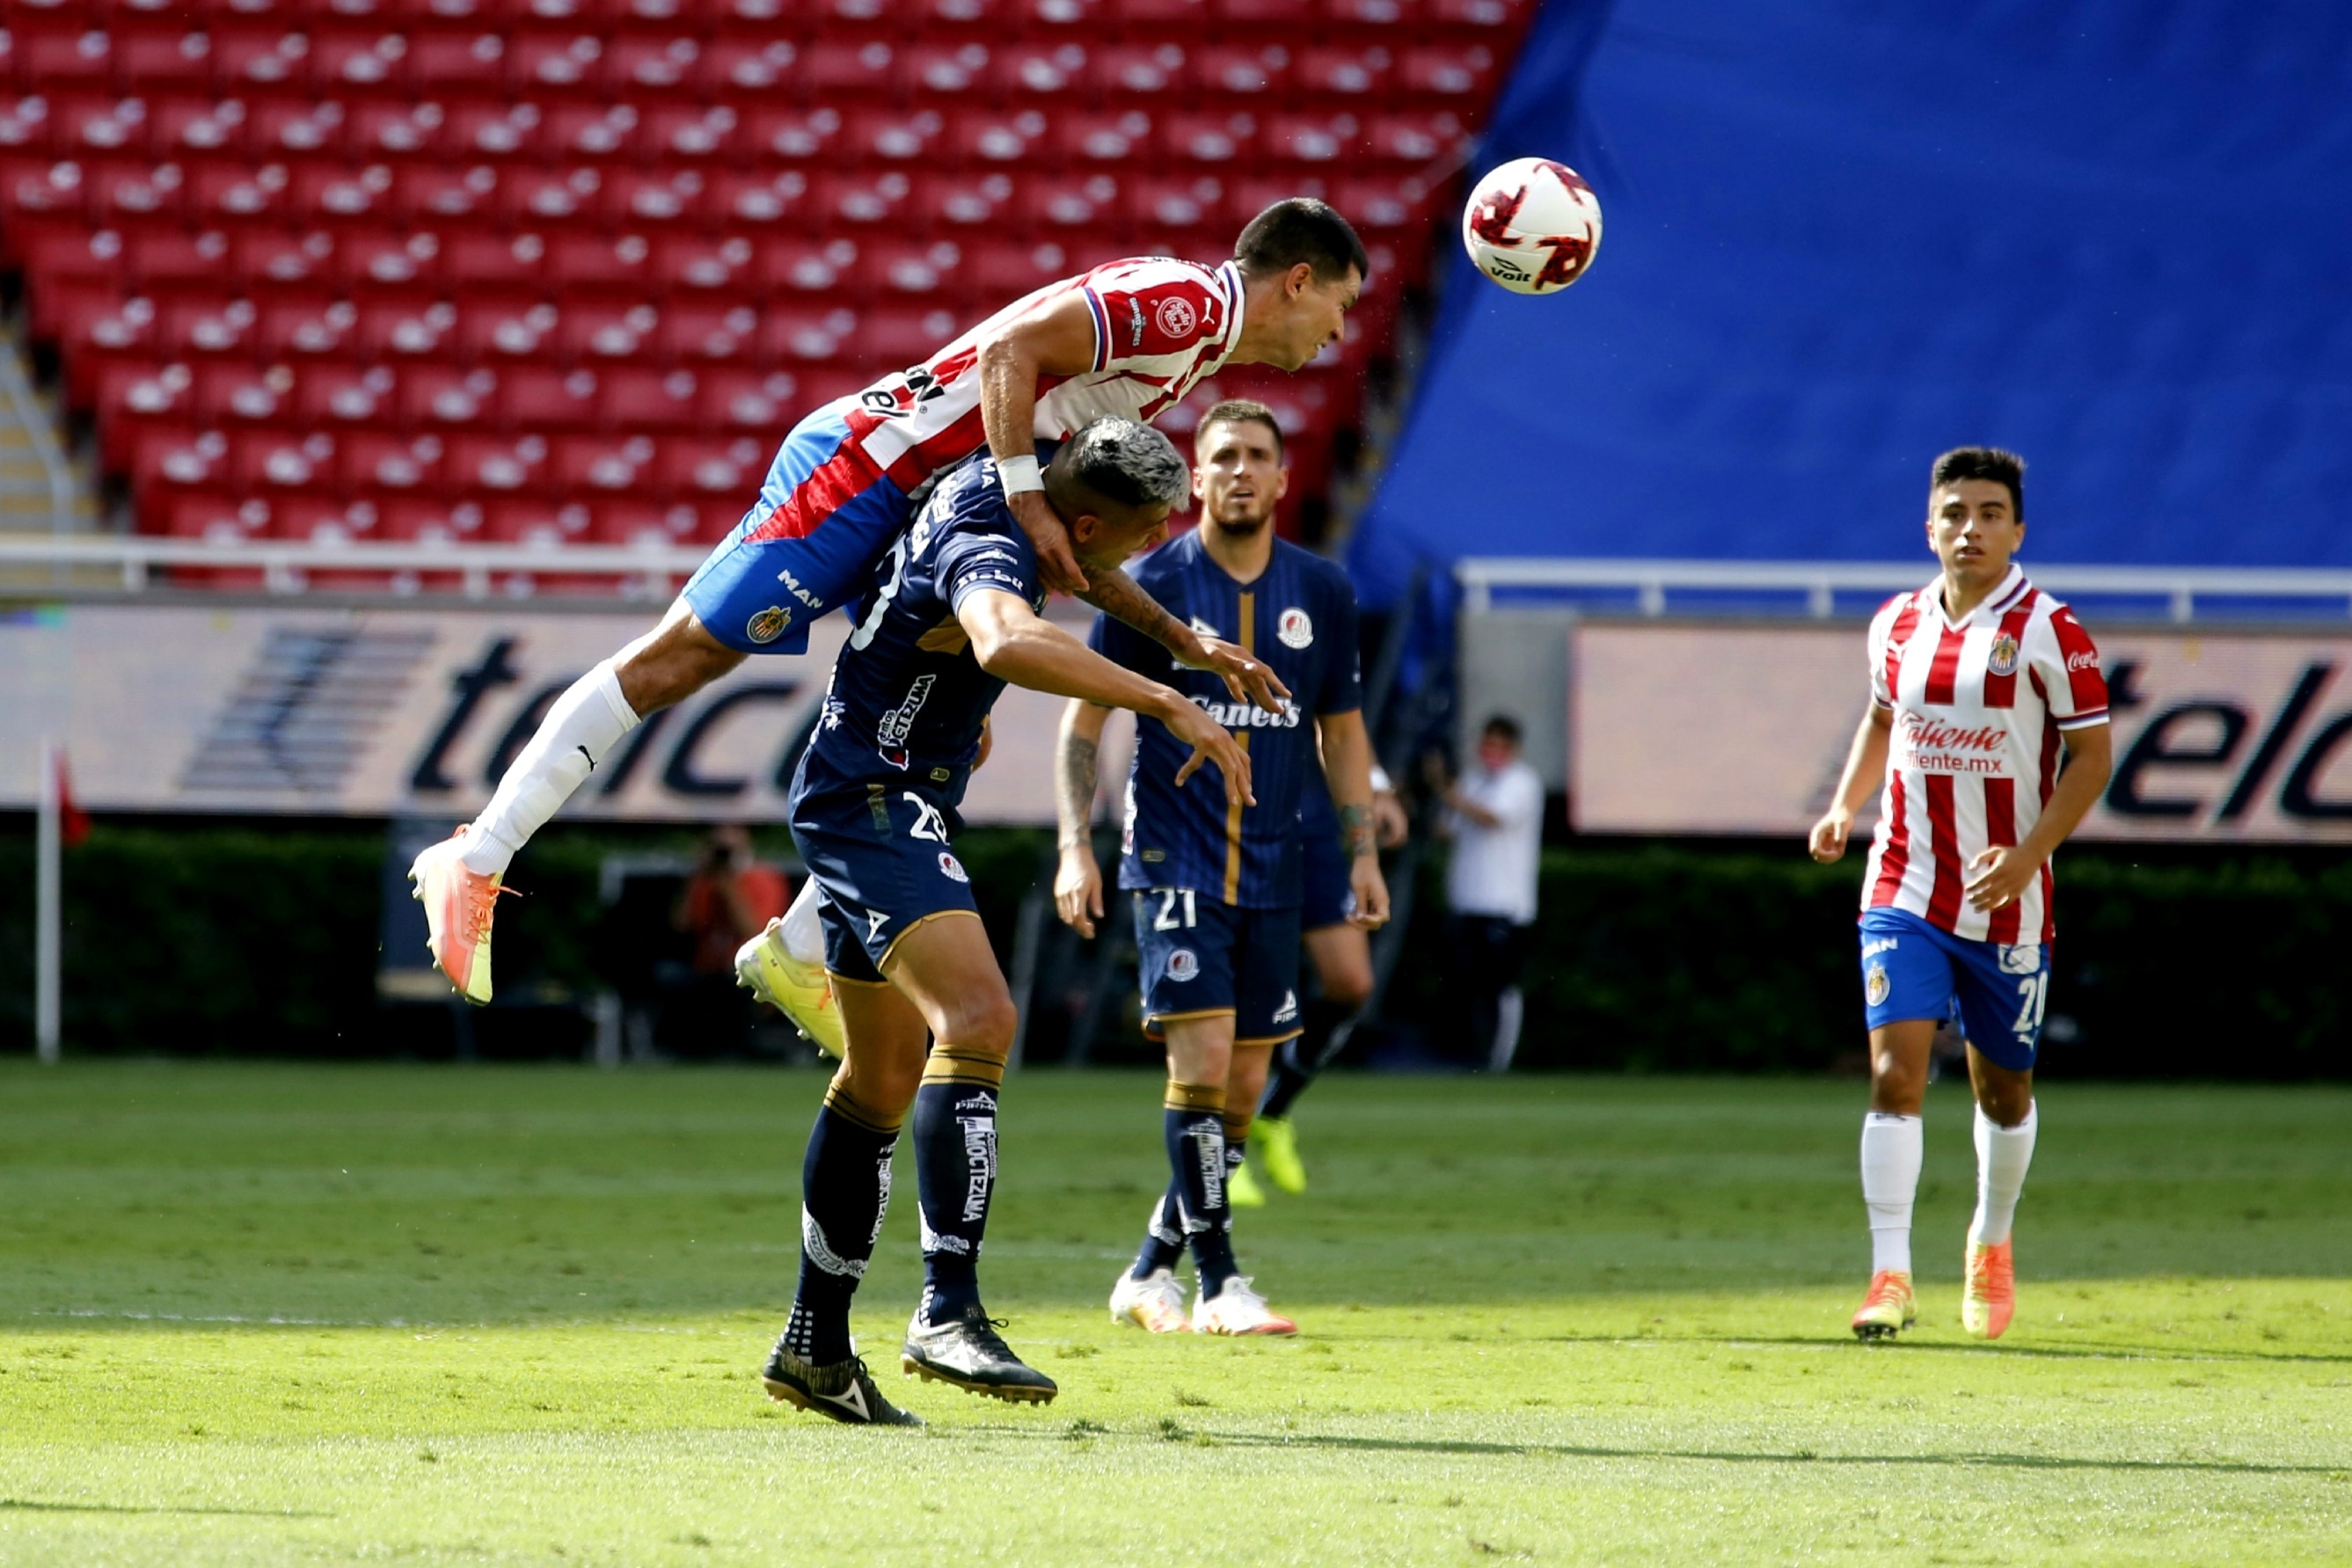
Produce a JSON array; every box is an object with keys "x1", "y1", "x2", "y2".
[{"x1": 0, "y1": 1063, "x2": 2347, "y2": 1566}]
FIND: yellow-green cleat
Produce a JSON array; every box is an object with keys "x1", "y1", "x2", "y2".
[
  {"x1": 1255, "y1": 1115, "x2": 1307, "y2": 1194},
  {"x1": 1850, "y1": 1269, "x2": 1917, "y2": 1340},
  {"x1": 1228, "y1": 1159, "x2": 1267, "y2": 1208},
  {"x1": 734, "y1": 916, "x2": 845, "y2": 1059}
]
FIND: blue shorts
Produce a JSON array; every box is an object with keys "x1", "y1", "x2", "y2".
[
  {"x1": 1859, "y1": 907, "x2": 2052, "y2": 1071},
  {"x1": 1133, "y1": 890, "x2": 1304, "y2": 1047},
  {"x1": 789, "y1": 751, "x2": 978, "y2": 984},
  {"x1": 679, "y1": 400, "x2": 910, "y2": 656},
  {"x1": 1298, "y1": 787, "x2": 1355, "y2": 931}
]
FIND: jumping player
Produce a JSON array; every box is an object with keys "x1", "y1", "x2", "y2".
[
  {"x1": 1808, "y1": 447, "x2": 2112, "y2": 1342},
  {"x1": 1052, "y1": 399, "x2": 1387, "y2": 1337},
  {"x1": 760, "y1": 419, "x2": 1251, "y2": 1426},
  {"x1": 409, "y1": 201, "x2": 1369, "y2": 1003},
  {"x1": 1231, "y1": 762, "x2": 1407, "y2": 1205}
]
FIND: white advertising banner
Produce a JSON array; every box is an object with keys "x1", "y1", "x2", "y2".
[
  {"x1": 1571, "y1": 622, "x2": 2352, "y2": 841},
  {"x1": 0, "y1": 602, "x2": 1103, "y2": 827}
]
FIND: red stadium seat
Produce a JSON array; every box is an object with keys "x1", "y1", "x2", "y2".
[
  {"x1": 654, "y1": 434, "x2": 767, "y2": 500},
  {"x1": 700, "y1": 40, "x2": 801, "y2": 99},
  {"x1": 212, "y1": 27, "x2": 313, "y2": 92},
  {"x1": 803, "y1": 40, "x2": 897, "y2": 102},
  {"x1": 642, "y1": 104, "x2": 745, "y2": 163},
  {"x1": 1296, "y1": 44, "x2": 1392, "y2": 98},
  {"x1": 1195, "y1": 45, "x2": 1293, "y2": 98},
  {"x1": 23, "y1": 222, "x2": 127, "y2": 293},
  {"x1": 505, "y1": 165, "x2": 606, "y2": 225},
  {"x1": 752, "y1": 235, "x2": 860, "y2": 298},
  {"x1": 1024, "y1": 172, "x2": 1125, "y2": 235},
  {"x1": 118, "y1": 26, "x2": 220, "y2": 94},
  {"x1": 742, "y1": 106, "x2": 844, "y2": 165},
  {"x1": 405, "y1": 29, "x2": 511, "y2": 95},
  {"x1": 256, "y1": 292, "x2": 362, "y2": 357},
  {"x1": 863, "y1": 237, "x2": 967, "y2": 298},
  {"x1": 822, "y1": 169, "x2": 917, "y2": 229},
  {"x1": 1218, "y1": 0, "x2": 1317, "y2": 23},
  {"x1": 1365, "y1": 109, "x2": 1467, "y2": 164},
  {"x1": 551, "y1": 431, "x2": 648, "y2": 494},
  {"x1": 997, "y1": 42, "x2": 1090, "y2": 100},
  {"x1": 915, "y1": 0, "x2": 1016, "y2": 29},
  {"x1": 1108, "y1": 0, "x2": 1208, "y2": 25},
  {"x1": 706, "y1": 169, "x2": 815, "y2": 227},
  {"x1": 844, "y1": 108, "x2": 946, "y2": 164},
  {"x1": 1058, "y1": 110, "x2": 1151, "y2": 165},
  {"x1": 20, "y1": 22, "x2": 115, "y2": 90},
  {"x1": 441, "y1": 229, "x2": 552, "y2": 289},
  {"x1": 194, "y1": 361, "x2": 298, "y2": 426},
  {"x1": 1396, "y1": 43, "x2": 1494, "y2": 98},
  {"x1": 295, "y1": 363, "x2": 402, "y2": 428},
  {"x1": 1096, "y1": 45, "x2": 1193, "y2": 101},
  {"x1": 949, "y1": 110, "x2": 1048, "y2": 167},
  {"x1": 695, "y1": 367, "x2": 799, "y2": 433},
  {"x1": 1323, "y1": 0, "x2": 1421, "y2": 24},
  {"x1": 294, "y1": 162, "x2": 405, "y2": 228},
  {"x1": 559, "y1": 297, "x2": 661, "y2": 361},
  {"x1": 509, "y1": 34, "x2": 608, "y2": 96},
  {"x1": 920, "y1": 171, "x2": 1015, "y2": 234},
  {"x1": 1265, "y1": 112, "x2": 1360, "y2": 166},
  {"x1": 47, "y1": 96, "x2": 143, "y2": 158},
  {"x1": 598, "y1": 364, "x2": 700, "y2": 430},
  {"x1": 358, "y1": 292, "x2": 464, "y2": 359},
  {"x1": 607, "y1": 35, "x2": 703, "y2": 96},
  {"x1": 442, "y1": 100, "x2": 542, "y2": 161},
  {"x1": 902, "y1": 42, "x2": 993, "y2": 100},
  {"x1": 150, "y1": 98, "x2": 249, "y2": 161},
  {"x1": 1131, "y1": 174, "x2": 1225, "y2": 248},
  {"x1": 760, "y1": 303, "x2": 858, "y2": 364},
  {"x1": 1161, "y1": 111, "x2": 1260, "y2": 165},
  {"x1": 1018, "y1": 0, "x2": 1106, "y2": 29},
  {"x1": 338, "y1": 226, "x2": 444, "y2": 292},
  {"x1": 343, "y1": 430, "x2": 449, "y2": 496},
  {"x1": 498, "y1": 365, "x2": 603, "y2": 431},
  {"x1": 399, "y1": 364, "x2": 499, "y2": 428},
  {"x1": 657, "y1": 300, "x2": 761, "y2": 362},
  {"x1": 445, "y1": 431, "x2": 551, "y2": 494},
  {"x1": 237, "y1": 429, "x2": 341, "y2": 496},
  {"x1": 457, "y1": 294, "x2": 559, "y2": 361},
  {"x1": 94, "y1": 359, "x2": 193, "y2": 466},
  {"x1": 350, "y1": 99, "x2": 449, "y2": 159},
  {"x1": 652, "y1": 234, "x2": 751, "y2": 293},
  {"x1": 88, "y1": 160, "x2": 187, "y2": 223},
  {"x1": 309, "y1": 28, "x2": 413, "y2": 95},
  {"x1": 549, "y1": 230, "x2": 654, "y2": 292},
  {"x1": 544, "y1": 103, "x2": 642, "y2": 161},
  {"x1": 158, "y1": 295, "x2": 260, "y2": 359}
]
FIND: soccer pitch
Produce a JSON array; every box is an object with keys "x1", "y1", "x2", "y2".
[{"x1": 0, "y1": 1065, "x2": 2346, "y2": 1566}]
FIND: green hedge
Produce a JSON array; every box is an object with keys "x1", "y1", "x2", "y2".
[
  {"x1": 1380, "y1": 848, "x2": 2352, "y2": 1079},
  {"x1": 2, "y1": 824, "x2": 2345, "y2": 1076}
]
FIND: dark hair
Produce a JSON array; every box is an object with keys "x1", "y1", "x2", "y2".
[
  {"x1": 1193, "y1": 397, "x2": 1285, "y2": 457},
  {"x1": 1481, "y1": 714, "x2": 1523, "y2": 745},
  {"x1": 1234, "y1": 198, "x2": 1370, "y2": 287},
  {"x1": 1057, "y1": 417, "x2": 1188, "y2": 510},
  {"x1": 1931, "y1": 447, "x2": 2025, "y2": 520}
]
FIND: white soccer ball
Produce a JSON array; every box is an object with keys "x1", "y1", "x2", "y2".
[{"x1": 1461, "y1": 157, "x2": 1603, "y2": 295}]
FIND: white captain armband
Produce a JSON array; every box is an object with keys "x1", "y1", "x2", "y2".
[{"x1": 995, "y1": 454, "x2": 1043, "y2": 495}]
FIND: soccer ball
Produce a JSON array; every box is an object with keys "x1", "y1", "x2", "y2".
[{"x1": 1461, "y1": 157, "x2": 1603, "y2": 295}]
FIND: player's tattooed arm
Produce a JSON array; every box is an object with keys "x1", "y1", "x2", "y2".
[
  {"x1": 1318, "y1": 708, "x2": 1391, "y2": 928},
  {"x1": 1337, "y1": 803, "x2": 1377, "y2": 858},
  {"x1": 975, "y1": 290, "x2": 1099, "y2": 597},
  {"x1": 1079, "y1": 568, "x2": 1293, "y2": 715},
  {"x1": 1053, "y1": 698, "x2": 1113, "y2": 937}
]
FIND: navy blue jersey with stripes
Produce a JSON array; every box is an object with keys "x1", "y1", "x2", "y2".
[
  {"x1": 1091, "y1": 529, "x2": 1362, "y2": 908},
  {"x1": 803, "y1": 456, "x2": 1042, "y2": 807}
]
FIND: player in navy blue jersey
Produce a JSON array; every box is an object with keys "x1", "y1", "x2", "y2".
[
  {"x1": 1232, "y1": 758, "x2": 1409, "y2": 1205},
  {"x1": 758, "y1": 419, "x2": 1254, "y2": 1426},
  {"x1": 1053, "y1": 400, "x2": 1389, "y2": 1338}
]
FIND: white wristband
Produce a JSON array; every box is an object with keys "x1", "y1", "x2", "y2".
[
  {"x1": 995, "y1": 454, "x2": 1043, "y2": 495},
  {"x1": 1370, "y1": 763, "x2": 1394, "y2": 794}
]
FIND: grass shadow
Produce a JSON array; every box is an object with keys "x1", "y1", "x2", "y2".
[{"x1": 0, "y1": 1498, "x2": 332, "y2": 1519}]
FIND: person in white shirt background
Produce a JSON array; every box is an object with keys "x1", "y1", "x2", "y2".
[{"x1": 1428, "y1": 714, "x2": 1547, "y2": 1071}]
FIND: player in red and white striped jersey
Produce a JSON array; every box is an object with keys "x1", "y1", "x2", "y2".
[
  {"x1": 1810, "y1": 448, "x2": 2114, "y2": 1342},
  {"x1": 408, "y1": 201, "x2": 1366, "y2": 1008}
]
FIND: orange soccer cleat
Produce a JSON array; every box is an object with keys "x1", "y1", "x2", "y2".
[
  {"x1": 407, "y1": 828, "x2": 515, "y2": 1006},
  {"x1": 1961, "y1": 1234, "x2": 2016, "y2": 1339},
  {"x1": 1850, "y1": 1269, "x2": 1917, "y2": 1340},
  {"x1": 1192, "y1": 1276, "x2": 1297, "y2": 1337}
]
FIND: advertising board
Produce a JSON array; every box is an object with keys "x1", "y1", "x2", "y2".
[{"x1": 1570, "y1": 622, "x2": 2352, "y2": 841}]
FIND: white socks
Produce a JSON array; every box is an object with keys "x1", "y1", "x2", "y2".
[
  {"x1": 1970, "y1": 1102, "x2": 2038, "y2": 1245},
  {"x1": 1859, "y1": 1112, "x2": 1923, "y2": 1275},
  {"x1": 780, "y1": 876, "x2": 825, "y2": 965},
  {"x1": 460, "y1": 660, "x2": 640, "y2": 878}
]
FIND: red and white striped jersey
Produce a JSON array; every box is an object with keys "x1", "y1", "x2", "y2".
[
  {"x1": 1860, "y1": 565, "x2": 2110, "y2": 944},
  {"x1": 746, "y1": 257, "x2": 1244, "y2": 544}
]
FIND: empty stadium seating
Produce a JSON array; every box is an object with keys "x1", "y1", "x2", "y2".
[{"x1": 0, "y1": 0, "x2": 1531, "y2": 573}]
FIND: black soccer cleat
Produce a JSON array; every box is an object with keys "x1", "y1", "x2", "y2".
[
  {"x1": 761, "y1": 1340, "x2": 924, "y2": 1426},
  {"x1": 900, "y1": 1304, "x2": 1059, "y2": 1404}
]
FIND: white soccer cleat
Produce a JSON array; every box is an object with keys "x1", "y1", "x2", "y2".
[
  {"x1": 1108, "y1": 1267, "x2": 1191, "y2": 1333},
  {"x1": 734, "y1": 916, "x2": 844, "y2": 1059},
  {"x1": 408, "y1": 827, "x2": 514, "y2": 1007},
  {"x1": 1192, "y1": 1276, "x2": 1297, "y2": 1337}
]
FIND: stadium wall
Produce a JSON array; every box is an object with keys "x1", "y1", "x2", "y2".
[{"x1": 4, "y1": 823, "x2": 2346, "y2": 1077}]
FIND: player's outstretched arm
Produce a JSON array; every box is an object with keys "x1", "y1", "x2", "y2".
[
  {"x1": 1074, "y1": 568, "x2": 1291, "y2": 715},
  {"x1": 1809, "y1": 703, "x2": 1892, "y2": 863},
  {"x1": 1965, "y1": 722, "x2": 2112, "y2": 911},
  {"x1": 1053, "y1": 698, "x2": 1114, "y2": 938},
  {"x1": 1316, "y1": 708, "x2": 1390, "y2": 930},
  {"x1": 959, "y1": 588, "x2": 1254, "y2": 810},
  {"x1": 976, "y1": 293, "x2": 1099, "y2": 598}
]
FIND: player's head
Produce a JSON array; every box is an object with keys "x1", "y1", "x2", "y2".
[
  {"x1": 1045, "y1": 419, "x2": 1187, "y2": 567},
  {"x1": 1192, "y1": 399, "x2": 1289, "y2": 536},
  {"x1": 1232, "y1": 199, "x2": 1368, "y2": 372},
  {"x1": 1477, "y1": 713, "x2": 1522, "y2": 772},
  {"x1": 1926, "y1": 446, "x2": 2026, "y2": 583}
]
